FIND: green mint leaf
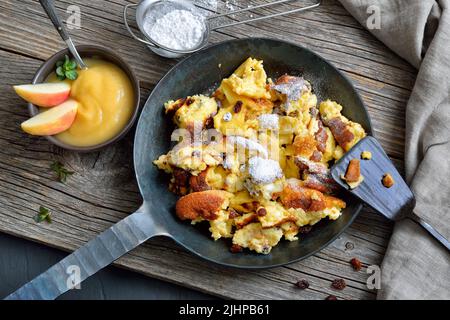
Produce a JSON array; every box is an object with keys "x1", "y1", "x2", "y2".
[
  {"x1": 56, "y1": 66, "x2": 65, "y2": 77},
  {"x1": 50, "y1": 161, "x2": 62, "y2": 172},
  {"x1": 50, "y1": 161, "x2": 74, "y2": 183},
  {"x1": 63, "y1": 55, "x2": 71, "y2": 69},
  {"x1": 67, "y1": 59, "x2": 77, "y2": 70},
  {"x1": 39, "y1": 206, "x2": 49, "y2": 216},
  {"x1": 65, "y1": 69, "x2": 78, "y2": 80},
  {"x1": 56, "y1": 60, "x2": 64, "y2": 68},
  {"x1": 34, "y1": 206, "x2": 51, "y2": 224},
  {"x1": 57, "y1": 75, "x2": 65, "y2": 81}
]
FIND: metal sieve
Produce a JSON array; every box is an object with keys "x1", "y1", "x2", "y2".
[{"x1": 124, "y1": 0, "x2": 321, "y2": 58}]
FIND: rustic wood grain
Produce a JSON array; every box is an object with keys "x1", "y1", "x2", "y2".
[{"x1": 0, "y1": 0, "x2": 416, "y2": 300}]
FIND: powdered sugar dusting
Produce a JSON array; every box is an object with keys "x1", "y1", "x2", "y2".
[
  {"x1": 248, "y1": 156, "x2": 283, "y2": 184},
  {"x1": 227, "y1": 136, "x2": 268, "y2": 158},
  {"x1": 272, "y1": 76, "x2": 309, "y2": 103},
  {"x1": 258, "y1": 114, "x2": 279, "y2": 130},
  {"x1": 223, "y1": 112, "x2": 232, "y2": 122},
  {"x1": 222, "y1": 156, "x2": 234, "y2": 170},
  {"x1": 145, "y1": 10, "x2": 205, "y2": 50}
]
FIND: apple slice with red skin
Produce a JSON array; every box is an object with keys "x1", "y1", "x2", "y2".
[
  {"x1": 21, "y1": 99, "x2": 79, "y2": 136},
  {"x1": 14, "y1": 82, "x2": 71, "y2": 107}
]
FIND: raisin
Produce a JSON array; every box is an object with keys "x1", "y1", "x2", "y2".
[
  {"x1": 228, "y1": 209, "x2": 240, "y2": 219},
  {"x1": 295, "y1": 279, "x2": 309, "y2": 290},
  {"x1": 191, "y1": 150, "x2": 201, "y2": 157},
  {"x1": 204, "y1": 116, "x2": 214, "y2": 129},
  {"x1": 233, "y1": 101, "x2": 243, "y2": 113},
  {"x1": 242, "y1": 201, "x2": 259, "y2": 211},
  {"x1": 325, "y1": 295, "x2": 337, "y2": 300},
  {"x1": 256, "y1": 208, "x2": 267, "y2": 217},
  {"x1": 168, "y1": 98, "x2": 186, "y2": 115},
  {"x1": 289, "y1": 110, "x2": 299, "y2": 117},
  {"x1": 185, "y1": 98, "x2": 195, "y2": 106},
  {"x1": 331, "y1": 278, "x2": 346, "y2": 290},
  {"x1": 350, "y1": 258, "x2": 362, "y2": 271},
  {"x1": 230, "y1": 244, "x2": 243, "y2": 253}
]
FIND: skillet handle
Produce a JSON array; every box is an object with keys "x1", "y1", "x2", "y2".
[{"x1": 4, "y1": 203, "x2": 165, "y2": 300}]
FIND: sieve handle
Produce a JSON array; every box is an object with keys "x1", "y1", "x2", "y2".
[
  {"x1": 208, "y1": 0, "x2": 321, "y2": 31},
  {"x1": 123, "y1": 3, "x2": 157, "y2": 48}
]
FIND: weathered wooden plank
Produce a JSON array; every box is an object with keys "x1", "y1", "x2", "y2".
[{"x1": 0, "y1": 0, "x2": 412, "y2": 300}]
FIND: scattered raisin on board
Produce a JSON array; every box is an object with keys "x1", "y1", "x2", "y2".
[
  {"x1": 331, "y1": 278, "x2": 346, "y2": 290},
  {"x1": 325, "y1": 295, "x2": 338, "y2": 300},
  {"x1": 295, "y1": 279, "x2": 310, "y2": 290},
  {"x1": 230, "y1": 244, "x2": 243, "y2": 253},
  {"x1": 350, "y1": 258, "x2": 362, "y2": 271}
]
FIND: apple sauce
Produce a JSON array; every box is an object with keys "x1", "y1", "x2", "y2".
[{"x1": 48, "y1": 58, "x2": 135, "y2": 147}]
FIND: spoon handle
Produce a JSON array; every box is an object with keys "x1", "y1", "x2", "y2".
[
  {"x1": 39, "y1": 0, "x2": 70, "y2": 41},
  {"x1": 39, "y1": 0, "x2": 87, "y2": 69}
]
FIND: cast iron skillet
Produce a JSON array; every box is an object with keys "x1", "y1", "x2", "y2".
[
  {"x1": 134, "y1": 38, "x2": 372, "y2": 268},
  {"x1": 6, "y1": 38, "x2": 373, "y2": 300}
]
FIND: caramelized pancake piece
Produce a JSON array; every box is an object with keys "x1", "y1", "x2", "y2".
[
  {"x1": 280, "y1": 179, "x2": 346, "y2": 212},
  {"x1": 294, "y1": 156, "x2": 339, "y2": 194},
  {"x1": 319, "y1": 100, "x2": 365, "y2": 151},
  {"x1": 302, "y1": 172, "x2": 339, "y2": 194},
  {"x1": 293, "y1": 135, "x2": 317, "y2": 158},
  {"x1": 344, "y1": 159, "x2": 361, "y2": 182},
  {"x1": 175, "y1": 190, "x2": 232, "y2": 221},
  {"x1": 341, "y1": 159, "x2": 364, "y2": 189},
  {"x1": 189, "y1": 169, "x2": 211, "y2": 192}
]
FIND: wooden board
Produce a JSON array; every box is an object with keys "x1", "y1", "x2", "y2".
[{"x1": 0, "y1": 0, "x2": 416, "y2": 300}]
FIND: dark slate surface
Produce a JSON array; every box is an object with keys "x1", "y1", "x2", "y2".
[{"x1": 0, "y1": 233, "x2": 212, "y2": 300}]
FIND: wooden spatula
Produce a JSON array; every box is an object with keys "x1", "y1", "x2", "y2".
[{"x1": 330, "y1": 136, "x2": 415, "y2": 221}]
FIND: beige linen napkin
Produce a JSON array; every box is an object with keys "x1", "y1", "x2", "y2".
[{"x1": 337, "y1": 0, "x2": 450, "y2": 299}]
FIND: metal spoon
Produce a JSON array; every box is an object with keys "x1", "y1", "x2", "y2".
[{"x1": 39, "y1": 0, "x2": 87, "y2": 69}]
